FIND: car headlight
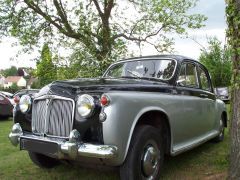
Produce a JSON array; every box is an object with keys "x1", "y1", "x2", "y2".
[
  {"x1": 19, "y1": 95, "x2": 31, "y2": 113},
  {"x1": 77, "y1": 94, "x2": 95, "y2": 118}
]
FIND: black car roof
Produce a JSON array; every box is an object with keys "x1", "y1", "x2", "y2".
[{"x1": 118, "y1": 54, "x2": 197, "y2": 63}]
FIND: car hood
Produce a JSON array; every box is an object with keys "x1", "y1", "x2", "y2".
[{"x1": 36, "y1": 78, "x2": 172, "y2": 98}]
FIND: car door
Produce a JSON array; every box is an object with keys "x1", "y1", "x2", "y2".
[
  {"x1": 197, "y1": 64, "x2": 216, "y2": 132},
  {"x1": 174, "y1": 61, "x2": 207, "y2": 145}
]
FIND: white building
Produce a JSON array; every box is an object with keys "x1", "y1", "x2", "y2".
[
  {"x1": 4, "y1": 76, "x2": 27, "y2": 88},
  {"x1": 0, "y1": 76, "x2": 5, "y2": 87}
]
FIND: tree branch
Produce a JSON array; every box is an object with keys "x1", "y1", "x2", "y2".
[
  {"x1": 23, "y1": 0, "x2": 86, "y2": 40},
  {"x1": 53, "y1": 0, "x2": 73, "y2": 33},
  {"x1": 24, "y1": 0, "x2": 67, "y2": 35},
  {"x1": 92, "y1": 0, "x2": 104, "y2": 19},
  {"x1": 112, "y1": 25, "x2": 165, "y2": 42},
  {"x1": 104, "y1": 0, "x2": 114, "y2": 19}
]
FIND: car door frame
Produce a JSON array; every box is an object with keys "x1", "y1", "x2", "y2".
[
  {"x1": 173, "y1": 59, "x2": 209, "y2": 149},
  {"x1": 195, "y1": 62, "x2": 217, "y2": 132},
  {"x1": 172, "y1": 59, "x2": 206, "y2": 146}
]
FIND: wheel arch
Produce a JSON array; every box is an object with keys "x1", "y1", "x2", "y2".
[
  {"x1": 123, "y1": 107, "x2": 172, "y2": 161},
  {"x1": 222, "y1": 111, "x2": 228, "y2": 127}
]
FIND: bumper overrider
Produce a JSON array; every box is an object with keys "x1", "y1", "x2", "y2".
[{"x1": 9, "y1": 123, "x2": 118, "y2": 159}]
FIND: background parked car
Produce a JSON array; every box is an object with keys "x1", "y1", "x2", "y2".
[
  {"x1": 214, "y1": 87, "x2": 230, "y2": 104},
  {"x1": 0, "y1": 91, "x2": 14, "y2": 106},
  {"x1": 0, "y1": 91, "x2": 13, "y2": 97},
  {"x1": 0, "y1": 94, "x2": 13, "y2": 118},
  {"x1": 12, "y1": 89, "x2": 39, "y2": 98},
  {"x1": 0, "y1": 89, "x2": 39, "y2": 106}
]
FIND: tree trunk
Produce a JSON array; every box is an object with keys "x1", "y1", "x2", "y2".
[
  {"x1": 226, "y1": 0, "x2": 240, "y2": 178},
  {"x1": 229, "y1": 87, "x2": 240, "y2": 178}
]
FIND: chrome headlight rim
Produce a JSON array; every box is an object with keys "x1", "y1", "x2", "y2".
[
  {"x1": 19, "y1": 95, "x2": 32, "y2": 113},
  {"x1": 77, "y1": 94, "x2": 95, "y2": 118}
]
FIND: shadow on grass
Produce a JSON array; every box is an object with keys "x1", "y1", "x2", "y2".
[
  {"x1": 161, "y1": 138, "x2": 229, "y2": 179},
  {"x1": 0, "y1": 120, "x2": 228, "y2": 180},
  {"x1": 0, "y1": 116, "x2": 12, "y2": 121},
  {"x1": 40, "y1": 140, "x2": 228, "y2": 180}
]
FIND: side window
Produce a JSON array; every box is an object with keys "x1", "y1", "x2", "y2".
[
  {"x1": 199, "y1": 66, "x2": 211, "y2": 91},
  {"x1": 178, "y1": 63, "x2": 199, "y2": 88}
]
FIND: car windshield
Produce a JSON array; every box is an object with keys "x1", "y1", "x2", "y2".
[{"x1": 104, "y1": 59, "x2": 176, "y2": 81}]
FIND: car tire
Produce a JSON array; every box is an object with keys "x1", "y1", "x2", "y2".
[
  {"x1": 120, "y1": 125, "x2": 164, "y2": 180},
  {"x1": 28, "y1": 151, "x2": 60, "y2": 168},
  {"x1": 212, "y1": 116, "x2": 225, "y2": 143}
]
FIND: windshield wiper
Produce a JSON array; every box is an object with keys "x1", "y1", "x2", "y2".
[
  {"x1": 126, "y1": 69, "x2": 141, "y2": 78},
  {"x1": 120, "y1": 76, "x2": 137, "y2": 79},
  {"x1": 139, "y1": 77, "x2": 167, "y2": 83},
  {"x1": 120, "y1": 76, "x2": 167, "y2": 83}
]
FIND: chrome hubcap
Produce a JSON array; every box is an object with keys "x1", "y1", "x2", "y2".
[{"x1": 142, "y1": 145, "x2": 159, "y2": 178}]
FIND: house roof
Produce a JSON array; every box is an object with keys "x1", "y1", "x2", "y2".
[{"x1": 5, "y1": 76, "x2": 23, "y2": 83}]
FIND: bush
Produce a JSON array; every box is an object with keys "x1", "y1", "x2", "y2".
[{"x1": 0, "y1": 83, "x2": 21, "y2": 94}]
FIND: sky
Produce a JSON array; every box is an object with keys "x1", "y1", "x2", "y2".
[
  {"x1": 173, "y1": 0, "x2": 226, "y2": 59},
  {"x1": 0, "y1": 0, "x2": 226, "y2": 70}
]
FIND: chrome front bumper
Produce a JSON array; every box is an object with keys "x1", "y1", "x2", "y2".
[{"x1": 9, "y1": 123, "x2": 118, "y2": 159}]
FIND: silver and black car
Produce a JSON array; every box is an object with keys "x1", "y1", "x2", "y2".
[{"x1": 9, "y1": 55, "x2": 227, "y2": 180}]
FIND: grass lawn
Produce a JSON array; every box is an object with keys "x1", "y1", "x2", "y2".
[{"x1": 0, "y1": 118, "x2": 229, "y2": 180}]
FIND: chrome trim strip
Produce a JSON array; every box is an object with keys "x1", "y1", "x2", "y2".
[
  {"x1": 171, "y1": 131, "x2": 219, "y2": 156},
  {"x1": 77, "y1": 143, "x2": 118, "y2": 159},
  {"x1": 9, "y1": 124, "x2": 118, "y2": 159}
]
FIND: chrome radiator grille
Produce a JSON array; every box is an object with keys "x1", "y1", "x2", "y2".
[{"x1": 32, "y1": 96, "x2": 74, "y2": 137}]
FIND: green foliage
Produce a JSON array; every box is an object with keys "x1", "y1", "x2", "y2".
[
  {"x1": 0, "y1": 83, "x2": 20, "y2": 94},
  {"x1": 226, "y1": 0, "x2": 240, "y2": 89},
  {"x1": 0, "y1": 0, "x2": 207, "y2": 77},
  {"x1": 30, "y1": 80, "x2": 42, "y2": 89},
  {"x1": 199, "y1": 37, "x2": 232, "y2": 87},
  {"x1": 10, "y1": 83, "x2": 19, "y2": 92},
  {"x1": 2, "y1": 66, "x2": 18, "y2": 77},
  {"x1": 66, "y1": 46, "x2": 116, "y2": 78},
  {"x1": 36, "y1": 44, "x2": 57, "y2": 86}
]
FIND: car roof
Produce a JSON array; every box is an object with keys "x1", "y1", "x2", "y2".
[
  {"x1": 117, "y1": 54, "x2": 197, "y2": 63},
  {"x1": 0, "y1": 91, "x2": 13, "y2": 96},
  {"x1": 13, "y1": 89, "x2": 39, "y2": 96}
]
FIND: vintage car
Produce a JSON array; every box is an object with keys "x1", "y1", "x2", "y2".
[
  {"x1": 12, "y1": 89, "x2": 40, "y2": 98},
  {"x1": 0, "y1": 93, "x2": 13, "y2": 118},
  {"x1": 10, "y1": 89, "x2": 40, "y2": 106},
  {"x1": 9, "y1": 55, "x2": 227, "y2": 180},
  {"x1": 214, "y1": 87, "x2": 230, "y2": 104},
  {"x1": 0, "y1": 89, "x2": 40, "y2": 106}
]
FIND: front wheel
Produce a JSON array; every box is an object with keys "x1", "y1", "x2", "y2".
[
  {"x1": 120, "y1": 125, "x2": 164, "y2": 180},
  {"x1": 28, "y1": 151, "x2": 60, "y2": 168}
]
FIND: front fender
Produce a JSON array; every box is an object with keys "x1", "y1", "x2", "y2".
[{"x1": 101, "y1": 92, "x2": 173, "y2": 166}]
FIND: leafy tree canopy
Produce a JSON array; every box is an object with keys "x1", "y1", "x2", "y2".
[
  {"x1": 199, "y1": 37, "x2": 232, "y2": 87},
  {"x1": 36, "y1": 43, "x2": 57, "y2": 86},
  {"x1": 0, "y1": 0, "x2": 207, "y2": 76}
]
